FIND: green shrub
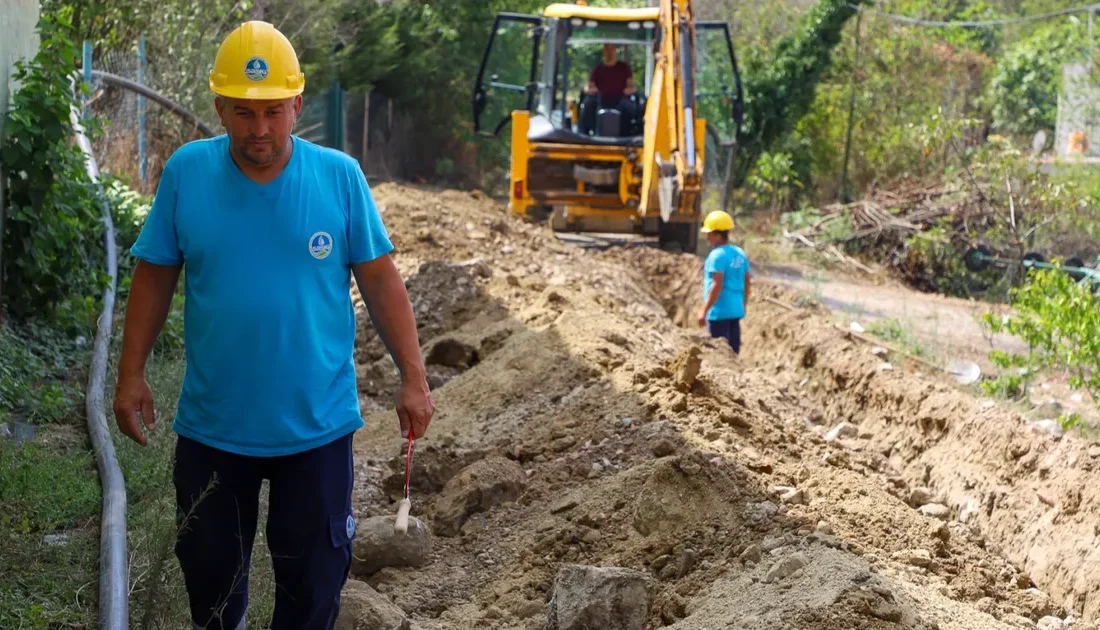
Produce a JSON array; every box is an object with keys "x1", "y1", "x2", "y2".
[
  {"x1": 0, "y1": 321, "x2": 87, "y2": 424},
  {"x1": 982, "y1": 266, "x2": 1100, "y2": 411},
  {"x1": 1, "y1": 14, "x2": 108, "y2": 329}
]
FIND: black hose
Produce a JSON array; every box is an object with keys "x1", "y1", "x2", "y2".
[{"x1": 90, "y1": 69, "x2": 217, "y2": 137}]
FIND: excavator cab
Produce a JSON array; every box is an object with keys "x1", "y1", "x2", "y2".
[{"x1": 473, "y1": 1, "x2": 743, "y2": 252}]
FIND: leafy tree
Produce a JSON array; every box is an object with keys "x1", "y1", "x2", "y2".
[
  {"x1": 733, "y1": 0, "x2": 868, "y2": 189},
  {"x1": 989, "y1": 23, "x2": 1087, "y2": 136}
]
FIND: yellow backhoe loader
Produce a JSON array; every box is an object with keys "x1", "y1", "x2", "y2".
[{"x1": 472, "y1": 0, "x2": 743, "y2": 252}]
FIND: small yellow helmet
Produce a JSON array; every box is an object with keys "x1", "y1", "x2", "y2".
[
  {"x1": 700, "y1": 210, "x2": 735, "y2": 233},
  {"x1": 209, "y1": 21, "x2": 305, "y2": 100}
]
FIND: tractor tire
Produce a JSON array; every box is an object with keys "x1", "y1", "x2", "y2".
[
  {"x1": 1022, "y1": 251, "x2": 1045, "y2": 274},
  {"x1": 525, "y1": 204, "x2": 553, "y2": 223},
  {"x1": 963, "y1": 244, "x2": 992, "y2": 273},
  {"x1": 1065, "y1": 257, "x2": 1087, "y2": 281}
]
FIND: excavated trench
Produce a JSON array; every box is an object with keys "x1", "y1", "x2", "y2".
[
  {"x1": 606, "y1": 245, "x2": 1100, "y2": 626},
  {"x1": 333, "y1": 183, "x2": 1092, "y2": 630}
]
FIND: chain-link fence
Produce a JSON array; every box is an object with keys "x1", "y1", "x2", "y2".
[
  {"x1": 85, "y1": 37, "x2": 221, "y2": 195},
  {"x1": 81, "y1": 34, "x2": 430, "y2": 195},
  {"x1": 82, "y1": 34, "x2": 369, "y2": 194}
]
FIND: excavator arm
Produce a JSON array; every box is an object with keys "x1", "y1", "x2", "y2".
[{"x1": 638, "y1": 0, "x2": 706, "y2": 222}]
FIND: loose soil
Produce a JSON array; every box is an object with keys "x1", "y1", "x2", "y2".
[{"x1": 345, "y1": 183, "x2": 1098, "y2": 630}]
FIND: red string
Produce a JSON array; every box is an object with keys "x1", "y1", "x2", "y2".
[{"x1": 402, "y1": 434, "x2": 414, "y2": 500}]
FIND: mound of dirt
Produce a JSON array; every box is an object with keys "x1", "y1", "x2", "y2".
[
  {"x1": 742, "y1": 290, "x2": 1100, "y2": 624},
  {"x1": 338, "y1": 182, "x2": 1090, "y2": 630}
]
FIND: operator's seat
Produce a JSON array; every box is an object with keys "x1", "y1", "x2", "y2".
[{"x1": 528, "y1": 113, "x2": 644, "y2": 147}]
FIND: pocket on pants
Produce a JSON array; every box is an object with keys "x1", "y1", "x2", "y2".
[{"x1": 329, "y1": 509, "x2": 357, "y2": 548}]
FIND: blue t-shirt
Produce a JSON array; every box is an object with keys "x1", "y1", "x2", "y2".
[
  {"x1": 130, "y1": 134, "x2": 394, "y2": 456},
  {"x1": 702, "y1": 243, "x2": 750, "y2": 321}
]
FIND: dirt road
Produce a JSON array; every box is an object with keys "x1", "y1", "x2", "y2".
[{"x1": 338, "y1": 183, "x2": 1098, "y2": 630}]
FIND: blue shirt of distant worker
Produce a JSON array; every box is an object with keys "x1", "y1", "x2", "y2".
[
  {"x1": 698, "y1": 210, "x2": 752, "y2": 354},
  {"x1": 129, "y1": 134, "x2": 394, "y2": 456}
]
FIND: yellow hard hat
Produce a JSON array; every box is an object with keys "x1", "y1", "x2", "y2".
[
  {"x1": 209, "y1": 21, "x2": 305, "y2": 100},
  {"x1": 700, "y1": 210, "x2": 735, "y2": 233}
]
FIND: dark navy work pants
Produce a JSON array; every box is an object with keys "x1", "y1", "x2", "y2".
[
  {"x1": 172, "y1": 433, "x2": 356, "y2": 630},
  {"x1": 708, "y1": 318, "x2": 742, "y2": 354}
]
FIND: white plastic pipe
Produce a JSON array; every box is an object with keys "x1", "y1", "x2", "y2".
[{"x1": 70, "y1": 77, "x2": 128, "y2": 630}]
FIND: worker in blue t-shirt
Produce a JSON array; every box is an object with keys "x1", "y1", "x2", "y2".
[
  {"x1": 111, "y1": 22, "x2": 434, "y2": 630},
  {"x1": 697, "y1": 210, "x2": 752, "y2": 354}
]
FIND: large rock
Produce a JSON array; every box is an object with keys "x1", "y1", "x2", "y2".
[
  {"x1": 432, "y1": 456, "x2": 527, "y2": 536},
  {"x1": 335, "y1": 579, "x2": 410, "y2": 630},
  {"x1": 547, "y1": 565, "x2": 653, "y2": 630},
  {"x1": 632, "y1": 458, "x2": 714, "y2": 537},
  {"x1": 351, "y1": 515, "x2": 432, "y2": 577}
]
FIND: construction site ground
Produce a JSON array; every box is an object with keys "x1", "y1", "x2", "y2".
[{"x1": 338, "y1": 183, "x2": 1100, "y2": 630}]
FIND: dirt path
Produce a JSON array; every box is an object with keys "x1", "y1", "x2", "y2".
[
  {"x1": 337, "y1": 184, "x2": 1096, "y2": 630},
  {"x1": 749, "y1": 256, "x2": 1098, "y2": 427},
  {"x1": 753, "y1": 261, "x2": 1026, "y2": 360}
]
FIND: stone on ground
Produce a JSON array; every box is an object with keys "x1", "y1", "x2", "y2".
[
  {"x1": 432, "y1": 455, "x2": 527, "y2": 536},
  {"x1": 667, "y1": 346, "x2": 702, "y2": 391},
  {"x1": 547, "y1": 564, "x2": 653, "y2": 630},
  {"x1": 336, "y1": 579, "x2": 410, "y2": 630},
  {"x1": 352, "y1": 515, "x2": 432, "y2": 577}
]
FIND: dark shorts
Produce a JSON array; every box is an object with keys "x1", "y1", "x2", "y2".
[
  {"x1": 707, "y1": 318, "x2": 742, "y2": 354},
  {"x1": 173, "y1": 433, "x2": 356, "y2": 630}
]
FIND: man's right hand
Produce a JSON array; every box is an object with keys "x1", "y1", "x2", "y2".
[{"x1": 114, "y1": 375, "x2": 157, "y2": 446}]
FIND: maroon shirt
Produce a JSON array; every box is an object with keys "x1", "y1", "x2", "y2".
[{"x1": 590, "y1": 61, "x2": 633, "y2": 102}]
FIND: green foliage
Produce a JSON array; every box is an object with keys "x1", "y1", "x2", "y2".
[
  {"x1": 980, "y1": 349, "x2": 1035, "y2": 400},
  {"x1": 0, "y1": 436, "x2": 99, "y2": 628},
  {"x1": 902, "y1": 220, "x2": 996, "y2": 298},
  {"x1": 866, "y1": 317, "x2": 926, "y2": 358},
  {"x1": 989, "y1": 24, "x2": 1086, "y2": 136},
  {"x1": 1059, "y1": 411, "x2": 1088, "y2": 437},
  {"x1": 734, "y1": 0, "x2": 867, "y2": 188},
  {"x1": 333, "y1": 0, "x2": 547, "y2": 182},
  {"x1": 1, "y1": 14, "x2": 109, "y2": 326},
  {"x1": 982, "y1": 267, "x2": 1100, "y2": 410},
  {"x1": 0, "y1": 441, "x2": 100, "y2": 535},
  {"x1": 0, "y1": 321, "x2": 88, "y2": 425},
  {"x1": 747, "y1": 151, "x2": 804, "y2": 210},
  {"x1": 102, "y1": 175, "x2": 153, "y2": 299}
]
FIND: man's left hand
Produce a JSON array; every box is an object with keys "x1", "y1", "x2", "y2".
[
  {"x1": 396, "y1": 376, "x2": 435, "y2": 440},
  {"x1": 697, "y1": 310, "x2": 708, "y2": 327}
]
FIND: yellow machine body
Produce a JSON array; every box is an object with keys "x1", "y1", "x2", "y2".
[{"x1": 473, "y1": 0, "x2": 743, "y2": 251}]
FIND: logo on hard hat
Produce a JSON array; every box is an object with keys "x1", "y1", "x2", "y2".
[
  {"x1": 309, "y1": 232, "x2": 333, "y2": 260},
  {"x1": 244, "y1": 56, "x2": 269, "y2": 81}
]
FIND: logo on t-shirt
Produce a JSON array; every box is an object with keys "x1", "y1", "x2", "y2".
[
  {"x1": 309, "y1": 231, "x2": 333, "y2": 259},
  {"x1": 244, "y1": 57, "x2": 269, "y2": 82}
]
